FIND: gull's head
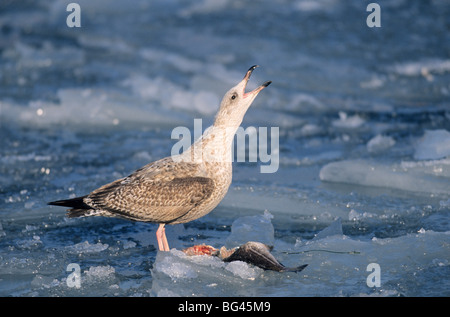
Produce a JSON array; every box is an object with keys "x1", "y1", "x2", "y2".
[{"x1": 214, "y1": 65, "x2": 271, "y2": 127}]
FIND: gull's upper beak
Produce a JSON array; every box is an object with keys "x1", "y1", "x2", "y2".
[{"x1": 242, "y1": 65, "x2": 272, "y2": 98}]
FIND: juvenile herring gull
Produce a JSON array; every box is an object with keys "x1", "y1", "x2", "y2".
[{"x1": 48, "y1": 65, "x2": 271, "y2": 251}]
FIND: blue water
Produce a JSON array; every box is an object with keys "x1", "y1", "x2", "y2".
[{"x1": 1, "y1": 0, "x2": 449, "y2": 297}]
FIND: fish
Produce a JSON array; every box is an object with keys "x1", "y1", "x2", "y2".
[
  {"x1": 183, "y1": 241, "x2": 308, "y2": 273},
  {"x1": 182, "y1": 244, "x2": 218, "y2": 256}
]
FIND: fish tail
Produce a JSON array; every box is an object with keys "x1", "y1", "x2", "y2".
[{"x1": 282, "y1": 264, "x2": 308, "y2": 273}]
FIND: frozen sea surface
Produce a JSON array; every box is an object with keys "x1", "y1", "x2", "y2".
[{"x1": 1, "y1": 0, "x2": 449, "y2": 297}]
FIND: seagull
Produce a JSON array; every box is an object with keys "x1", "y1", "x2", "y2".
[{"x1": 48, "y1": 65, "x2": 271, "y2": 251}]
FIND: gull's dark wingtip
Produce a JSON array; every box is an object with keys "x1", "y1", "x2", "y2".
[{"x1": 48, "y1": 196, "x2": 90, "y2": 209}]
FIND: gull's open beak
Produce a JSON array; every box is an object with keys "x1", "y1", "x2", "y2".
[{"x1": 242, "y1": 65, "x2": 271, "y2": 98}]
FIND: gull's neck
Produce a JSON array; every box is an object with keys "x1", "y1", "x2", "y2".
[{"x1": 179, "y1": 121, "x2": 241, "y2": 166}]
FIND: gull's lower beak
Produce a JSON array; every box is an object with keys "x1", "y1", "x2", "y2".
[{"x1": 242, "y1": 65, "x2": 271, "y2": 98}]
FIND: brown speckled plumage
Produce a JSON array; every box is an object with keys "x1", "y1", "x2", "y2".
[
  {"x1": 48, "y1": 66, "x2": 271, "y2": 251},
  {"x1": 82, "y1": 157, "x2": 218, "y2": 224}
]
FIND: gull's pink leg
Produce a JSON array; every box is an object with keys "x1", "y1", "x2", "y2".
[
  {"x1": 156, "y1": 224, "x2": 170, "y2": 251},
  {"x1": 161, "y1": 226, "x2": 170, "y2": 251}
]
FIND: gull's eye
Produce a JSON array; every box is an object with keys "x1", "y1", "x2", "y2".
[{"x1": 231, "y1": 93, "x2": 237, "y2": 100}]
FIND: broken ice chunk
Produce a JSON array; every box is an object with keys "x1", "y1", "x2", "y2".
[{"x1": 414, "y1": 130, "x2": 450, "y2": 160}]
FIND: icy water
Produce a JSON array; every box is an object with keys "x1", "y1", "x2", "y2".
[{"x1": 1, "y1": 0, "x2": 449, "y2": 297}]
